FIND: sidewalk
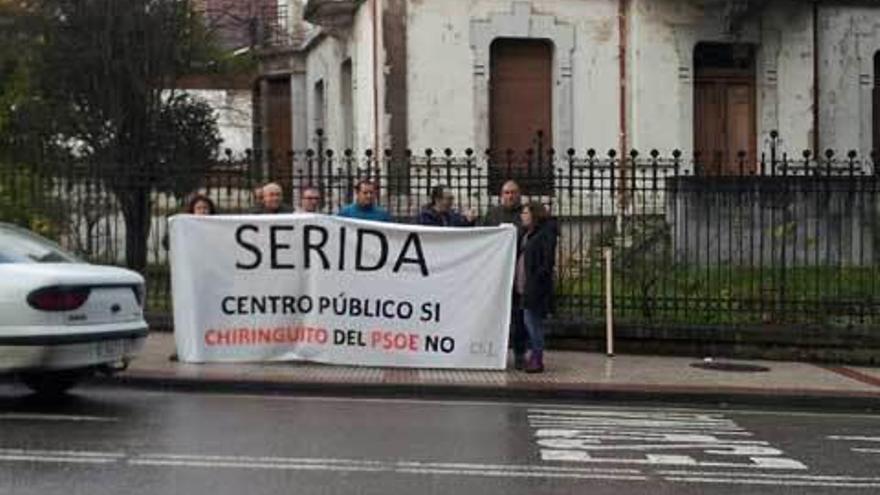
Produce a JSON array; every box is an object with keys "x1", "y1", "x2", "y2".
[{"x1": 99, "y1": 332, "x2": 880, "y2": 409}]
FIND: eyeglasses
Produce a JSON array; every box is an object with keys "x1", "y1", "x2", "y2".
[{"x1": 303, "y1": 196, "x2": 320, "y2": 200}]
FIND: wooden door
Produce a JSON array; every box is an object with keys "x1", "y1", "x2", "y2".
[
  {"x1": 490, "y1": 38, "x2": 553, "y2": 193},
  {"x1": 694, "y1": 75, "x2": 756, "y2": 176},
  {"x1": 266, "y1": 78, "x2": 292, "y2": 185},
  {"x1": 694, "y1": 43, "x2": 757, "y2": 176},
  {"x1": 694, "y1": 81, "x2": 725, "y2": 173},
  {"x1": 724, "y1": 83, "x2": 756, "y2": 173}
]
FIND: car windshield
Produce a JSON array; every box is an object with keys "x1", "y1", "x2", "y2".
[{"x1": 0, "y1": 224, "x2": 81, "y2": 263}]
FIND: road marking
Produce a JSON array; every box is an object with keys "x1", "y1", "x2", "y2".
[
  {"x1": 852, "y1": 448, "x2": 880, "y2": 454},
  {"x1": 129, "y1": 458, "x2": 389, "y2": 473},
  {"x1": 527, "y1": 426, "x2": 754, "y2": 436},
  {"x1": 391, "y1": 467, "x2": 647, "y2": 481},
  {"x1": 663, "y1": 476, "x2": 880, "y2": 488},
  {"x1": 0, "y1": 448, "x2": 125, "y2": 458},
  {"x1": 3, "y1": 446, "x2": 880, "y2": 487},
  {"x1": 0, "y1": 448, "x2": 124, "y2": 465},
  {"x1": 128, "y1": 455, "x2": 647, "y2": 481},
  {"x1": 0, "y1": 413, "x2": 118, "y2": 422},
  {"x1": 541, "y1": 450, "x2": 807, "y2": 469},
  {"x1": 134, "y1": 453, "x2": 640, "y2": 474},
  {"x1": 0, "y1": 446, "x2": 645, "y2": 481},
  {"x1": 0, "y1": 454, "x2": 118, "y2": 464},
  {"x1": 529, "y1": 408, "x2": 808, "y2": 471},
  {"x1": 828, "y1": 435, "x2": 880, "y2": 442},
  {"x1": 528, "y1": 409, "x2": 734, "y2": 422},
  {"x1": 658, "y1": 470, "x2": 880, "y2": 481}
]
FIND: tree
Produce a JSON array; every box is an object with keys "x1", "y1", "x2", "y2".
[
  {"x1": 0, "y1": 1, "x2": 39, "y2": 140},
  {"x1": 3, "y1": 0, "x2": 221, "y2": 271}
]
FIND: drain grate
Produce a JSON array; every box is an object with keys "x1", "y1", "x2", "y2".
[{"x1": 690, "y1": 361, "x2": 771, "y2": 373}]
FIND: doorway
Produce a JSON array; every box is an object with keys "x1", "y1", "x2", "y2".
[
  {"x1": 490, "y1": 38, "x2": 553, "y2": 193},
  {"x1": 693, "y1": 43, "x2": 757, "y2": 175}
]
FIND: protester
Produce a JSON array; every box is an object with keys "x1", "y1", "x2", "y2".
[
  {"x1": 417, "y1": 186, "x2": 476, "y2": 227},
  {"x1": 297, "y1": 186, "x2": 322, "y2": 213},
  {"x1": 513, "y1": 201, "x2": 557, "y2": 373},
  {"x1": 162, "y1": 193, "x2": 216, "y2": 251},
  {"x1": 483, "y1": 180, "x2": 526, "y2": 368},
  {"x1": 251, "y1": 182, "x2": 293, "y2": 214},
  {"x1": 337, "y1": 179, "x2": 392, "y2": 222},
  {"x1": 187, "y1": 194, "x2": 216, "y2": 216},
  {"x1": 165, "y1": 193, "x2": 216, "y2": 362},
  {"x1": 483, "y1": 179, "x2": 522, "y2": 226}
]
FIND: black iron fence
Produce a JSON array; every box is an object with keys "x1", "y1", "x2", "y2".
[{"x1": 1, "y1": 141, "x2": 879, "y2": 334}]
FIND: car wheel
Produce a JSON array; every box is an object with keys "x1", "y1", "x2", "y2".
[{"x1": 20, "y1": 370, "x2": 90, "y2": 396}]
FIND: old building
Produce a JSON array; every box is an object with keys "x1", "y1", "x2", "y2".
[{"x1": 256, "y1": 0, "x2": 880, "y2": 177}]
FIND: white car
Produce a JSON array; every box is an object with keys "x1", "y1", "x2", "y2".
[{"x1": 0, "y1": 222, "x2": 148, "y2": 395}]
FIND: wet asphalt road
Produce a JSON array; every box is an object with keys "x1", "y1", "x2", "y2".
[{"x1": 1, "y1": 383, "x2": 880, "y2": 494}]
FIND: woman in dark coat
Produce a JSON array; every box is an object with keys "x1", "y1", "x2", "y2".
[{"x1": 514, "y1": 201, "x2": 557, "y2": 373}]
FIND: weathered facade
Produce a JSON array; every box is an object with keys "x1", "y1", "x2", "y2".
[{"x1": 257, "y1": 0, "x2": 880, "y2": 168}]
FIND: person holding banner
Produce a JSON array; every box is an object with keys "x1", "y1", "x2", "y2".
[
  {"x1": 251, "y1": 182, "x2": 294, "y2": 214},
  {"x1": 483, "y1": 180, "x2": 527, "y2": 369},
  {"x1": 297, "y1": 186, "x2": 322, "y2": 213},
  {"x1": 162, "y1": 194, "x2": 216, "y2": 251},
  {"x1": 186, "y1": 194, "x2": 216, "y2": 216},
  {"x1": 338, "y1": 180, "x2": 392, "y2": 222},
  {"x1": 514, "y1": 201, "x2": 557, "y2": 373},
  {"x1": 418, "y1": 186, "x2": 476, "y2": 227},
  {"x1": 166, "y1": 193, "x2": 216, "y2": 362}
]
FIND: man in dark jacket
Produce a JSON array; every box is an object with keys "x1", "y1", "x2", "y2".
[
  {"x1": 483, "y1": 180, "x2": 522, "y2": 226},
  {"x1": 418, "y1": 186, "x2": 476, "y2": 227},
  {"x1": 484, "y1": 179, "x2": 526, "y2": 369}
]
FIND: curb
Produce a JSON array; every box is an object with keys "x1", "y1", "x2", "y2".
[{"x1": 90, "y1": 372, "x2": 880, "y2": 413}]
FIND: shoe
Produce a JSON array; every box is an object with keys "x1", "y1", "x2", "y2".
[
  {"x1": 525, "y1": 350, "x2": 544, "y2": 373},
  {"x1": 513, "y1": 353, "x2": 526, "y2": 370}
]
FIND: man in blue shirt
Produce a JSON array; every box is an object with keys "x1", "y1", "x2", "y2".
[{"x1": 337, "y1": 179, "x2": 392, "y2": 222}]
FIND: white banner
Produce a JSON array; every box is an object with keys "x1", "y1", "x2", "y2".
[{"x1": 169, "y1": 214, "x2": 516, "y2": 369}]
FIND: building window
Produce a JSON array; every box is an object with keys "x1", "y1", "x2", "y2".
[
  {"x1": 340, "y1": 59, "x2": 354, "y2": 151},
  {"x1": 489, "y1": 38, "x2": 553, "y2": 193},
  {"x1": 693, "y1": 42, "x2": 757, "y2": 175},
  {"x1": 313, "y1": 79, "x2": 325, "y2": 138}
]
